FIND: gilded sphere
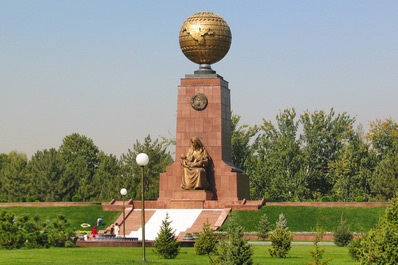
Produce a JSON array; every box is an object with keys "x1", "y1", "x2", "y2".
[{"x1": 179, "y1": 12, "x2": 232, "y2": 65}]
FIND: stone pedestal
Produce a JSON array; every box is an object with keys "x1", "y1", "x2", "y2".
[{"x1": 158, "y1": 74, "x2": 250, "y2": 204}]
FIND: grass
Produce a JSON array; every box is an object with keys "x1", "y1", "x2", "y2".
[
  {"x1": 1, "y1": 206, "x2": 121, "y2": 231},
  {"x1": 222, "y1": 205, "x2": 386, "y2": 233},
  {"x1": 0, "y1": 245, "x2": 355, "y2": 264}
]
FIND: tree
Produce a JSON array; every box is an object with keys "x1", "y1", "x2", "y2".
[
  {"x1": 210, "y1": 216, "x2": 253, "y2": 265},
  {"x1": 0, "y1": 151, "x2": 29, "y2": 202},
  {"x1": 371, "y1": 146, "x2": 398, "y2": 200},
  {"x1": 231, "y1": 113, "x2": 258, "y2": 171},
  {"x1": 194, "y1": 219, "x2": 218, "y2": 255},
  {"x1": 304, "y1": 225, "x2": 331, "y2": 265},
  {"x1": 248, "y1": 109, "x2": 307, "y2": 201},
  {"x1": 27, "y1": 148, "x2": 61, "y2": 201},
  {"x1": 366, "y1": 118, "x2": 398, "y2": 159},
  {"x1": 350, "y1": 197, "x2": 398, "y2": 264},
  {"x1": 333, "y1": 216, "x2": 353, "y2": 247},
  {"x1": 268, "y1": 213, "x2": 294, "y2": 258},
  {"x1": 153, "y1": 213, "x2": 180, "y2": 259},
  {"x1": 91, "y1": 152, "x2": 122, "y2": 201},
  {"x1": 328, "y1": 132, "x2": 376, "y2": 201},
  {"x1": 300, "y1": 109, "x2": 356, "y2": 198},
  {"x1": 57, "y1": 133, "x2": 100, "y2": 201},
  {"x1": 257, "y1": 213, "x2": 271, "y2": 240},
  {"x1": 119, "y1": 135, "x2": 173, "y2": 200}
]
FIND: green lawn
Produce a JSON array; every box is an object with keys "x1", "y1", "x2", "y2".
[
  {"x1": 223, "y1": 205, "x2": 386, "y2": 232},
  {"x1": 2, "y1": 206, "x2": 121, "y2": 231},
  {"x1": 0, "y1": 245, "x2": 355, "y2": 264}
]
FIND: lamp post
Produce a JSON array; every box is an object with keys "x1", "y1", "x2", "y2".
[
  {"x1": 136, "y1": 153, "x2": 149, "y2": 263},
  {"x1": 120, "y1": 188, "x2": 127, "y2": 238}
]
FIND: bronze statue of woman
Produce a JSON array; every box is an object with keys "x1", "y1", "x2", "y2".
[{"x1": 180, "y1": 137, "x2": 210, "y2": 190}]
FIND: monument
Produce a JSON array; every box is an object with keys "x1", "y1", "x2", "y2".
[{"x1": 158, "y1": 12, "x2": 250, "y2": 208}]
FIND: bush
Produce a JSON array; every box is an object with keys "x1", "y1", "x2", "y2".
[
  {"x1": 268, "y1": 214, "x2": 294, "y2": 258},
  {"x1": 71, "y1": 195, "x2": 81, "y2": 202},
  {"x1": 27, "y1": 196, "x2": 36, "y2": 202},
  {"x1": 348, "y1": 237, "x2": 363, "y2": 261},
  {"x1": 194, "y1": 220, "x2": 217, "y2": 255},
  {"x1": 153, "y1": 213, "x2": 180, "y2": 259},
  {"x1": 355, "y1": 196, "x2": 365, "y2": 202},
  {"x1": 304, "y1": 226, "x2": 331, "y2": 265},
  {"x1": 333, "y1": 217, "x2": 353, "y2": 247},
  {"x1": 257, "y1": 213, "x2": 271, "y2": 240},
  {"x1": 351, "y1": 197, "x2": 398, "y2": 264},
  {"x1": 321, "y1": 196, "x2": 331, "y2": 202},
  {"x1": 44, "y1": 214, "x2": 76, "y2": 247},
  {"x1": 210, "y1": 216, "x2": 253, "y2": 265}
]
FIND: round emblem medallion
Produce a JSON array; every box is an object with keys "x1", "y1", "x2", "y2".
[{"x1": 190, "y1": 93, "x2": 208, "y2": 110}]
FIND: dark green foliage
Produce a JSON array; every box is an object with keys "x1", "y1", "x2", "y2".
[
  {"x1": 210, "y1": 216, "x2": 253, "y2": 265},
  {"x1": 303, "y1": 226, "x2": 331, "y2": 265},
  {"x1": 153, "y1": 213, "x2": 180, "y2": 259},
  {"x1": 27, "y1": 196, "x2": 36, "y2": 202},
  {"x1": 43, "y1": 214, "x2": 75, "y2": 247},
  {"x1": 0, "y1": 209, "x2": 74, "y2": 249},
  {"x1": 351, "y1": 197, "x2": 398, "y2": 264},
  {"x1": 268, "y1": 213, "x2": 294, "y2": 258},
  {"x1": 257, "y1": 213, "x2": 271, "y2": 240},
  {"x1": 333, "y1": 217, "x2": 353, "y2": 247},
  {"x1": 71, "y1": 195, "x2": 82, "y2": 202},
  {"x1": 320, "y1": 196, "x2": 331, "y2": 202},
  {"x1": 120, "y1": 135, "x2": 173, "y2": 200},
  {"x1": 194, "y1": 220, "x2": 217, "y2": 255}
]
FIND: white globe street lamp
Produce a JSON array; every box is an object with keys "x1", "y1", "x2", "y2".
[
  {"x1": 120, "y1": 188, "x2": 127, "y2": 238},
  {"x1": 136, "y1": 153, "x2": 149, "y2": 263}
]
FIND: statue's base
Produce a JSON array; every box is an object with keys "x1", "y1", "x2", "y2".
[{"x1": 172, "y1": 190, "x2": 214, "y2": 200}]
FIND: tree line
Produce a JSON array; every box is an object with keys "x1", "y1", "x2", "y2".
[
  {"x1": 0, "y1": 108, "x2": 397, "y2": 202},
  {"x1": 232, "y1": 108, "x2": 398, "y2": 202}
]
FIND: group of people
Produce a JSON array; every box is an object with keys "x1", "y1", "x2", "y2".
[{"x1": 89, "y1": 222, "x2": 120, "y2": 240}]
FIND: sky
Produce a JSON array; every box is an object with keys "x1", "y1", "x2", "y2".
[{"x1": 1, "y1": 0, "x2": 397, "y2": 158}]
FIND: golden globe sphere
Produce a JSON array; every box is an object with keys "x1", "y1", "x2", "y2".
[{"x1": 179, "y1": 12, "x2": 232, "y2": 65}]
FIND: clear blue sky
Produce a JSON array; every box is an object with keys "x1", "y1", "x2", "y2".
[{"x1": 1, "y1": 1, "x2": 397, "y2": 158}]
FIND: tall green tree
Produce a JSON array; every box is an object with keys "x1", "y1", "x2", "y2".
[
  {"x1": 27, "y1": 148, "x2": 61, "y2": 201},
  {"x1": 300, "y1": 109, "x2": 356, "y2": 198},
  {"x1": 57, "y1": 133, "x2": 99, "y2": 201},
  {"x1": 0, "y1": 151, "x2": 29, "y2": 202},
  {"x1": 249, "y1": 109, "x2": 307, "y2": 201},
  {"x1": 366, "y1": 118, "x2": 398, "y2": 159},
  {"x1": 119, "y1": 135, "x2": 173, "y2": 200},
  {"x1": 91, "y1": 152, "x2": 122, "y2": 201},
  {"x1": 328, "y1": 132, "x2": 377, "y2": 201}
]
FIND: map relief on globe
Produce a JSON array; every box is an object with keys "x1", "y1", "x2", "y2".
[{"x1": 179, "y1": 12, "x2": 232, "y2": 72}]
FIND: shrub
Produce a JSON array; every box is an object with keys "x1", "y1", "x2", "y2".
[
  {"x1": 71, "y1": 195, "x2": 81, "y2": 202},
  {"x1": 268, "y1": 214, "x2": 294, "y2": 258},
  {"x1": 194, "y1": 220, "x2": 217, "y2": 255},
  {"x1": 355, "y1": 196, "x2": 365, "y2": 202},
  {"x1": 351, "y1": 197, "x2": 398, "y2": 264},
  {"x1": 333, "y1": 216, "x2": 353, "y2": 247},
  {"x1": 153, "y1": 213, "x2": 180, "y2": 259},
  {"x1": 27, "y1": 196, "x2": 36, "y2": 202},
  {"x1": 257, "y1": 213, "x2": 271, "y2": 240},
  {"x1": 348, "y1": 237, "x2": 363, "y2": 261},
  {"x1": 303, "y1": 226, "x2": 331, "y2": 265},
  {"x1": 210, "y1": 216, "x2": 253, "y2": 265},
  {"x1": 44, "y1": 214, "x2": 75, "y2": 247},
  {"x1": 321, "y1": 196, "x2": 331, "y2": 202}
]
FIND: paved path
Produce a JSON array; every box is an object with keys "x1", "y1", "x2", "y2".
[{"x1": 249, "y1": 241, "x2": 335, "y2": 245}]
